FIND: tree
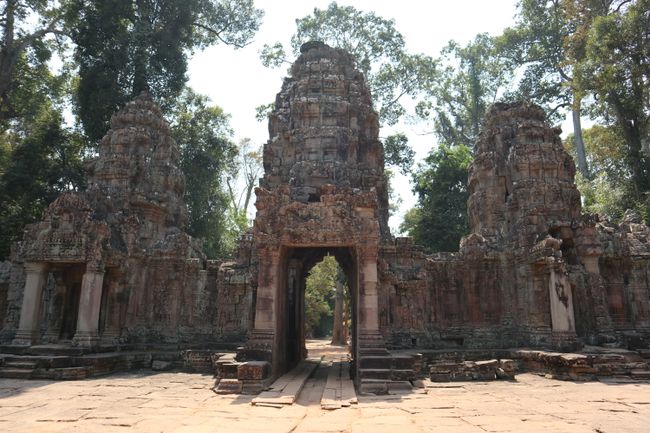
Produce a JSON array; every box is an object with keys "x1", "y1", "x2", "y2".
[
  {"x1": 0, "y1": 0, "x2": 67, "y2": 122},
  {"x1": 497, "y1": 0, "x2": 590, "y2": 176},
  {"x1": 565, "y1": 125, "x2": 630, "y2": 219},
  {"x1": 259, "y1": 1, "x2": 437, "y2": 174},
  {"x1": 0, "y1": 106, "x2": 85, "y2": 258},
  {"x1": 169, "y1": 88, "x2": 238, "y2": 258},
  {"x1": 0, "y1": 1, "x2": 84, "y2": 260},
  {"x1": 304, "y1": 255, "x2": 340, "y2": 338},
  {"x1": 574, "y1": 0, "x2": 650, "y2": 219},
  {"x1": 67, "y1": 0, "x2": 263, "y2": 142},
  {"x1": 417, "y1": 34, "x2": 513, "y2": 150},
  {"x1": 261, "y1": 2, "x2": 437, "y2": 127},
  {"x1": 400, "y1": 144, "x2": 473, "y2": 253},
  {"x1": 225, "y1": 137, "x2": 262, "y2": 227},
  {"x1": 330, "y1": 272, "x2": 348, "y2": 345}
]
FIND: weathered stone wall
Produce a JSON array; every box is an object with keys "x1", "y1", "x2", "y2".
[
  {"x1": 3, "y1": 42, "x2": 649, "y2": 357},
  {"x1": 569, "y1": 212, "x2": 650, "y2": 346},
  {"x1": 0, "y1": 94, "x2": 252, "y2": 348},
  {"x1": 261, "y1": 40, "x2": 390, "y2": 237},
  {"x1": 378, "y1": 103, "x2": 650, "y2": 351},
  {"x1": 0, "y1": 261, "x2": 24, "y2": 342}
]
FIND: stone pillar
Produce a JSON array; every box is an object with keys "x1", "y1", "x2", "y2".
[
  {"x1": 241, "y1": 248, "x2": 278, "y2": 369},
  {"x1": 359, "y1": 256, "x2": 379, "y2": 332},
  {"x1": 254, "y1": 250, "x2": 279, "y2": 331},
  {"x1": 548, "y1": 268, "x2": 576, "y2": 333},
  {"x1": 13, "y1": 262, "x2": 49, "y2": 345},
  {"x1": 72, "y1": 266, "x2": 105, "y2": 347},
  {"x1": 357, "y1": 249, "x2": 387, "y2": 355}
]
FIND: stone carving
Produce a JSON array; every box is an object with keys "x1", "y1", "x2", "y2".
[
  {"x1": 1, "y1": 42, "x2": 649, "y2": 388},
  {"x1": 379, "y1": 102, "x2": 650, "y2": 351},
  {"x1": 1, "y1": 92, "x2": 252, "y2": 348}
]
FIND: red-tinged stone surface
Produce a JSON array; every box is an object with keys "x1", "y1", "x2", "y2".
[
  {"x1": 1, "y1": 93, "x2": 252, "y2": 349},
  {"x1": 1, "y1": 42, "x2": 649, "y2": 389}
]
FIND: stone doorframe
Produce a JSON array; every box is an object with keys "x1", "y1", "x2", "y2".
[
  {"x1": 13, "y1": 262, "x2": 106, "y2": 347},
  {"x1": 246, "y1": 242, "x2": 382, "y2": 379}
]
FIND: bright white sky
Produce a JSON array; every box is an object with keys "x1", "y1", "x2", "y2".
[{"x1": 187, "y1": 0, "x2": 534, "y2": 233}]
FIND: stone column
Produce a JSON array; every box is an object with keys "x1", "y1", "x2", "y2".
[
  {"x1": 242, "y1": 248, "x2": 278, "y2": 368},
  {"x1": 253, "y1": 249, "x2": 279, "y2": 332},
  {"x1": 13, "y1": 262, "x2": 49, "y2": 345},
  {"x1": 357, "y1": 249, "x2": 387, "y2": 355},
  {"x1": 72, "y1": 266, "x2": 105, "y2": 347},
  {"x1": 359, "y1": 255, "x2": 379, "y2": 332},
  {"x1": 548, "y1": 268, "x2": 576, "y2": 333}
]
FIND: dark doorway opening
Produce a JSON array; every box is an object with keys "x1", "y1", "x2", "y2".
[
  {"x1": 53, "y1": 264, "x2": 85, "y2": 341},
  {"x1": 278, "y1": 246, "x2": 357, "y2": 375}
]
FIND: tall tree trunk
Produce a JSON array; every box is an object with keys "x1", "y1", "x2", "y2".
[
  {"x1": 572, "y1": 105, "x2": 589, "y2": 177},
  {"x1": 331, "y1": 280, "x2": 345, "y2": 345},
  {"x1": 0, "y1": 0, "x2": 17, "y2": 118}
]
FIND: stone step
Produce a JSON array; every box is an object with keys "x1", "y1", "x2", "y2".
[
  {"x1": 0, "y1": 368, "x2": 33, "y2": 379},
  {"x1": 359, "y1": 368, "x2": 415, "y2": 381},
  {"x1": 359, "y1": 356, "x2": 393, "y2": 369},
  {"x1": 630, "y1": 370, "x2": 650, "y2": 380},
  {"x1": 358, "y1": 379, "x2": 413, "y2": 395},
  {"x1": 358, "y1": 379, "x2": 388, "y2": 395},
  {"x1": 33, "y1": 366, "x2": 92, "y2": 380},
  {"x1": 25, "y1": 345, "x2": 87, "y2": 356},
  {"x1": 2, "y1": 355, "x2": 73, "y2": 369},
  {"x1": 359, "y1": 368, "x2": 392, "y2": 380},
  {"x1": 4, "y1": 361, "x2": 38, "y2": 369},
  {"x1": 359, "y1": 354, "x2": 417, "y2": 369},
  {"x1": 214, "y1": 378, "x2": 243, "y2": 394}
]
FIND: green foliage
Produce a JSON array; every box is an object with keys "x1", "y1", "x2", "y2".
[
  {"x1": 496, "y1": 0, "x2": 594, "y2": 176},
  {"x1": 0, "y1": 0, "x2": 67, "y2": 123},
  {"x1": 225, "y1": 138, "x2": 262, "y2": 219},
  {"x1": 0, "y1": 3, "x2": 84, "y2": 259},
  {"x1": 497, "y1": 0, "x2": 575, "y2": 118},
  {"x1": 259, "y1": 1, "x2": 438, "y2": 128},
  {"x1": 566, "y1": 125, "x2": 640, "y2": 221},
  {"x1": 383, "y1": 133, "x2": 414, "y2": 175},
  {"x1": 68, "y1": 0, "x2": 263, "y2": 142},
  {"x1": 418, "y1": 34, "x2": 513, "y2": 149},
  {"x1": 304, "y1": 255, "x2": 340, "y2": 337},
  {"x1": 575, "y1": 0, "x2": 650, "y2": 207},
  {"x1": 408, "y1": 35, "x2": 509, "y2": 248},
  {"x1": 169, "y1": 88, "x2": 238, "y2": 258},
  {"x1": 0, "y1": 106, "x2": 85, "y2": 258},
  {"x1": 192, "y1": 0, "x2": 264, "y2": 49},
  {"x1": 400, "y1": 144, "x2": 472, "y2": 252}
]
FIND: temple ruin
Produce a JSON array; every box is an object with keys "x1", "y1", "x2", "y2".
[{"x1": 1, "y1": 42, "x2": 649, "y2": 389}]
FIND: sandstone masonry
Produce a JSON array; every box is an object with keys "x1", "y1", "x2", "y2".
[{"x1": 1, "y1": 42, "x2": 649, "y2": 388}]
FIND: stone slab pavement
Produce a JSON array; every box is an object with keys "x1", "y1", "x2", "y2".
[{"x1": 0, "y1": 371, "x2": 649, "y2": 433}]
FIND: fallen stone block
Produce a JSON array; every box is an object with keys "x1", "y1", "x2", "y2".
[{"x1": 152, "y1": 360, "x2": 172, "y2": 371}]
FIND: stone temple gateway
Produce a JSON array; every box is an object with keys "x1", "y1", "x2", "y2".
[{"x1": 1, "y1": 42, "x2": 650, "y2": 389}]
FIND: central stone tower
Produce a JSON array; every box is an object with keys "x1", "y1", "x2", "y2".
[{"x1": 244, "y1": 41, "x2": 396, "y2": 387}]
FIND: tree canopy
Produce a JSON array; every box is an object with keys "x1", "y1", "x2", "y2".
[
  {"x1": 68, "y1": 0, "x2": 263, "y2": 143},
  {"x1": 0, "y1": 0, "x2": 264, "y2": 260},
  {"x1": 259, "y1": 1, "x2": 437, "y2": 174},
  {"x1": 400, "y1": 144, "x2": 472, "y2": 253}
]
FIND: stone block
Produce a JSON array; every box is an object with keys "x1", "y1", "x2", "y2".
[
  {"x1": 217, "y1": 361, "x2": 240, "y2": 379},
  {"x1": 237, "y1": 361, "x2": 270, "y2": 380},
  {"x1": 497, "y1": 359, "x2": 516, "y2": 380},
  {"x1": 214, "y1": 378, "x2": 242, "y2": 394},
  {"x1": 430, "y1": 372, "x2": 452, "y2": 382},
  {"x1": 151, "y1": 360, "x2": 172, "y2": 371}
]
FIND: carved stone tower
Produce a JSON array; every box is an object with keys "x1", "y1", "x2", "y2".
[{"x1": 245, "y1": 41, "x2": 394, "y2": 385}]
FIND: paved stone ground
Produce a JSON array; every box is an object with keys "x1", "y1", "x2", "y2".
[{"x1": 1, "y1": 344, "x2": 649, "y2": 433}]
